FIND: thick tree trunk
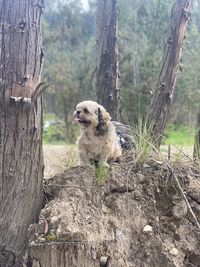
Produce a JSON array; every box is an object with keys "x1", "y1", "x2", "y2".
[
  {"x1": 96, "y1": 0, "x2": 120, "y2": 121},
  {"x1": 0, "y1": 0, "x2": 44, "y2": 264},
  {"x1": 147, "y1": 0, "x2": 192, "y2": 146}
]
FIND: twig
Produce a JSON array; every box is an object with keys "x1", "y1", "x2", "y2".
[
  {"x1": 168, "y1": 144, "x2": 171, "y2": 160},
  {"x1": 173, "y1": 145, "x2": 193, "y2": 161},
  {"x1": 126, "y1": 162, "x2": 135, "y2": 211},
  {"x1": 167, "y1": 163, "x2": 200, "y2": 230},
  {"x1": 31, "y1": 82, "x2": 49, "y2": 103},
  {"x1": 45, "y1": 184, "x2": 85, "y2": 190}
]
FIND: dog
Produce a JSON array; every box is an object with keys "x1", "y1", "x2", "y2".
[{"x1": 74, "y1": 100, "x2": 122, "y2": 167}]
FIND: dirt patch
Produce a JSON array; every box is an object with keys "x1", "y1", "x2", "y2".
[{"x1": 29, "y1": 154, "x2": 200, "y2": 267}]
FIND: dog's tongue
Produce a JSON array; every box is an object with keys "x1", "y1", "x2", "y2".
[{"x1": 74, "y1": 117, "x2": 80, "y2": 122}]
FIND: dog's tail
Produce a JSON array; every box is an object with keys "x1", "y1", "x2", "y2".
[{"x1": 112, "y1": 121, "x2": 135, "y2": 150}]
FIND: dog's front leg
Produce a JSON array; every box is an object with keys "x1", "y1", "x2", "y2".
[
  {"x1": 78, "y1": 149, "x2": 91, "y2": 166},
  {"x1": 98, "y1": 149, "x2": 110, "y2": 168}
]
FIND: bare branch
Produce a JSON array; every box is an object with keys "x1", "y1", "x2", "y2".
[{"x1": 167, "y1": 163, "x2": 200, "y2": 231}]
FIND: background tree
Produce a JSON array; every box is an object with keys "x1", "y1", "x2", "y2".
[
  {"x1": 147, "y1": 0, "x2": 192, "y2": 146},
  {"x1": 119, "y1": 0, "x2": 173, "y2": 122},
  {"x1": 0, "y1": 0, "x2": 44, "y2": 264},
  {"x1": 43, "y1": 0, "x2": 96, "y2": 142},
  {"x1": 193, "y1": 110, "x2": 200, "y2": 160},
  {"x1": 96, "y1": 0, "x2": 120, "y2": 120},
  {"x1": 171, "y1": 1, "x2": 200, "y2": 127},
  {"x1": 42, "y1": 0, "x2": 200, "y2": 144}
]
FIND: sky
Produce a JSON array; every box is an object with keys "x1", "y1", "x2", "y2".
[{"x1": 81, "y1": 0, "x2": 89, "y2": 10}]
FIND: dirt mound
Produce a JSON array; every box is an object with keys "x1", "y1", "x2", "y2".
[{"x1": 28, "y1": 156, "x2": 200, "y2": 267}]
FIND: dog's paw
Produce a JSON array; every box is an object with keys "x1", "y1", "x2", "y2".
[{"x1": 99, "y1": 161, "x2": 110, "y2": 168}]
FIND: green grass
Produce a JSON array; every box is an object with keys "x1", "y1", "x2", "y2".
[
  {"x1": 43, "y1": 112, "x2": 66, "y2": 144},
  {"x1": 43, "y1": 112, "x2": 78, "y2": 144},
  {"x1": 95, "y1": 164, "x2": 109, "y2": 183},
  {"x1": 43, "y1": 124, "x2": 67, "y2": 144},
  {"x1": 133, "y1": 119, "x2": 157, "y2": 165},
  {"x1": 163, "y1": 125, "x2": 195, "y2": 146},
  {"x1": 43, "y1": 115, "x2": 195, "y2": 149}
]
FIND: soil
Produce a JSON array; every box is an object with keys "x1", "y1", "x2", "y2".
[{"x1": 28, "y1": 152, "x2": 200, "y2": 267}]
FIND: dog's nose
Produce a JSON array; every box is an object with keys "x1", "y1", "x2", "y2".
[{"x1": 77, "y1": 110, "x2": 81, "y2": 115}]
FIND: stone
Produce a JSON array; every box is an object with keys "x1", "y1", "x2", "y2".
[
  {"x1": 100, "y1": 256, "x2": 109, "y2": 266},
  {"x1": 169, "y1": 248, "x2": 179, "y2": 256},
  {"x1": 172, "y1": 200, "x2": 188, "y2": 219},
  {"x1": 116, "y1": 228, "x2": 125, "y2": 240},
  {"x1": 143, "y1": 163, "x2": 150, "y2": 168},
  {"x1": 195, "y1": 204, "x2": 200, "y2": 211},
  {"x1": 143, "y1": 225, "x2": 153, "y2": 233},
  {"x1": 137, "y1": 173, "x2": 145, "y2": 183}
]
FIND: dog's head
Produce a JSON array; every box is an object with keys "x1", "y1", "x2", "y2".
[{"x1": 74, "y1": 100, "x2": 111, "y2": 135}]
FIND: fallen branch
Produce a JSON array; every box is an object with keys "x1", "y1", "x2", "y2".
[{"x1": 167, "y1": 163, "x2": 200, "y2": 231}]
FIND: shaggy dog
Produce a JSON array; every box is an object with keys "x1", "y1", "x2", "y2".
[{"x1": 74, "y1": 100, "x2": 122, "y2": 166}]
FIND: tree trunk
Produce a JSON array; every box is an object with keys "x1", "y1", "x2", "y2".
[
  {"x1": 147, "y1": 0, "x2": 192, "y2": 146},
  {"x1": 96, "y1": 0, "x2": 120, "y2": 121},
  {"x1": 0, "y1": 0, "x2": 44, "y2": 264},
  {"x1": 193, "y1": 110, "x2": 200, "y2": 160}
]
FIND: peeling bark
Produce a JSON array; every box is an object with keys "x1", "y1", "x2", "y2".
[
  {"x1": 96, "y1": 0, "x2": 120, "y2": 121},
  {"x1": 0, "y1": 0, "x2": 44, "y2": 264},
  {"x1": 147, "y1": 0, "x2": 192, "y2": 146}
]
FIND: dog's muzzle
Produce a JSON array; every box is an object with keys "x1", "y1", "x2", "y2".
[{"x1": 74, "y1": 111, "x2": 91, "y2": 125}]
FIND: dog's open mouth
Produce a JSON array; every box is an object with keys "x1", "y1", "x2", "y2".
[{"x1": 74, "y1": 115, "x2": 91, "y2": 124}]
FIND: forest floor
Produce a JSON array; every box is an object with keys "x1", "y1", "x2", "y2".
[
  {"x1": 30, "y1": 147, "x2": 200, "y2": 266},
  {"x1": 43, "y1": 144, "x2": 194, "y2": 178}
]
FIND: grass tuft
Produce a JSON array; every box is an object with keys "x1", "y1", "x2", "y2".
[
  {"x1": 131, "y1": 119, "x2": 158, "y2": 165},
  {"x1": 95, "y1": 164, "x2": 109, "y2": 183}
]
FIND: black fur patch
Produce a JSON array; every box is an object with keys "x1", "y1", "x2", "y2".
[{"x1": 96, "y1": 108, "x2": 108, "y2": 136}]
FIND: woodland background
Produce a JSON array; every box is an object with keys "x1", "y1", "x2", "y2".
[
  {"x1": 42, "y1": 0, "x2": 200, "y2": 145},
  {"x1": 1, "y1": 1, "x2": 200, "y2": 266}
]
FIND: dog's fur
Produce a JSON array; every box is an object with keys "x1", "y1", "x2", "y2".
[{"x1": 74, "y1": 100, "x2": 122, "y2": 166}]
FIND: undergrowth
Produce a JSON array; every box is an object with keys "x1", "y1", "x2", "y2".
[
  {"x1": 164, "y1": 124, "x2": 195, "y2": 145},
  {"x1": 129, "y1": 119, "x2": 159, "y2": 166}
]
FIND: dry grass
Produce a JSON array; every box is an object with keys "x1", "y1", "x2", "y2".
[
  {"x1": 161, "y1": 145, "x2": 194, "y2": 162},
  {"x1": 43, "y1": 145, "x2": 78, "y2": 178},
  {"x1": 43, "y1": 144, "x2": 196, "y2": 178}
]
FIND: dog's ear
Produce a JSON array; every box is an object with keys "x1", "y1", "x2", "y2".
[
  {"x1": 102, "y1": 110, "x2": 111, "y2": 124},
  {"x1": 96, "y1": 108, "x2": 110, "y2": 136}
]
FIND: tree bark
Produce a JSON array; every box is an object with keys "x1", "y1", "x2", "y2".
[
  {"x1": 0, "y1": 0, "x2": 44, "y2": 264},
  {"x1": 96, "y1": 0, "x2": 120, "y2": 121},
  {"x1": 147, "y1": 0, "x2": 192, "y2": 146},
  {"x1": 193, "y1": 110, "x2": 200, "y2": 160}
]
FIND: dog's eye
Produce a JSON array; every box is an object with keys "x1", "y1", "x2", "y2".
[{"x1": 83, "y1": 108, "x2": 89, "y2": 114}]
